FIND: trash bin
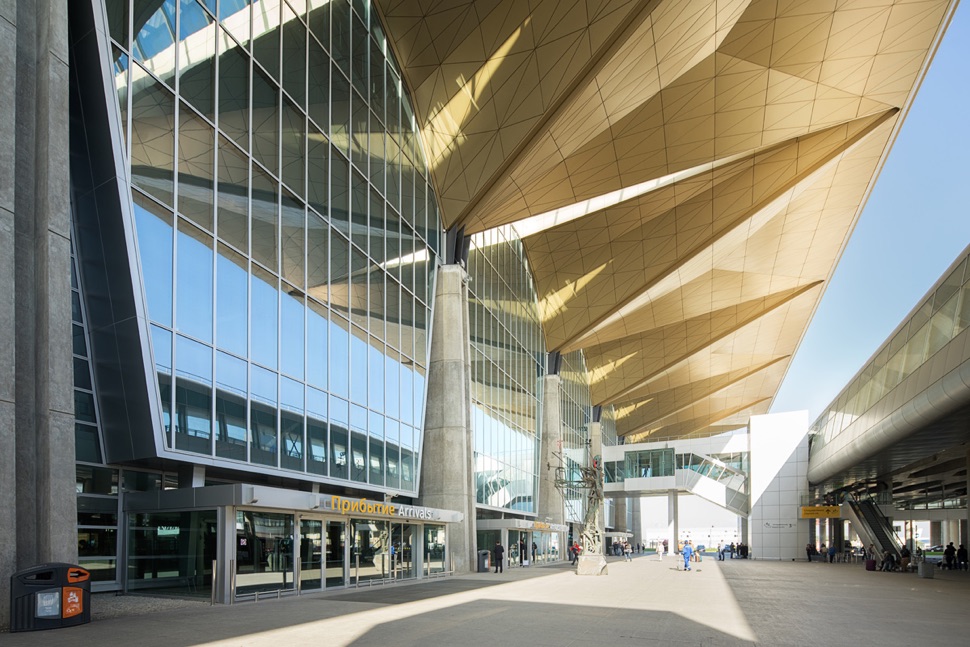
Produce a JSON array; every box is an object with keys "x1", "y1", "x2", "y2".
[
  {"x1": 918, "y1": 562, "x2": 935, "y2": 579},
  {"x1": 10, "y1": 563, "x2": 91, "y2": 632},
  {"x1": 477, "y1": 550, "x2": 491, "y2": 573}
]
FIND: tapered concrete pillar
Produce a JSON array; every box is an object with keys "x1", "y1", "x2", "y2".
[
  {"x1": 1, "y1": 0, "x2": 75, "y2": 630},
  {"x1": 538, "y1": 374, "x2": 565, "y2": 527},
  {"x1": 614, "y1": 497, "x2": 628, "y2": 533},
  {"x1": 419, "y1": 266, "x2": 476, "y2": 573}
]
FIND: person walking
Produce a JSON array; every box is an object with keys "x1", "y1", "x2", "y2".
[
  {"x1": 493, "y1": 540, "x2": 505, "y2": 573},
  {"x1": 656, "y1": 541, "x2": 665, "y2": 561},
  {"x1": 958, "y1": 544, "x2": 968, "y2": 570},
  {"x1": 682, "y1": 540, "x2": 693, "y2": 571},
  {"x1": 944, "y1": 542, "x2": 956, "y2": 570},
  {"x1": 623, "y1": 541, "x2": 633, "y2": 562}
]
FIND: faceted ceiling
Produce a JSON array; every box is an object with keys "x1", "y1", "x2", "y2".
[{"x1": 375, "y1": 0, "x2": 958, "y2": 440}]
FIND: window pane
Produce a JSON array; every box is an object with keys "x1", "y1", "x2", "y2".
[
  {"x1": 218, "y1": 34, "x2": 250, "y2": 151},
  {"x1": 217, "y1": 136, "x2": 249, "y2": 252},
  {"x1": 330, "y1": 314, "x2": 349, "y2": 398},
  {"x1": 250, "y1": 401, "x2": 278, "y2": 466},
  {"x1": 306, "y1": 209, "x2": 328, "y2": 303},
  {"x1": 331, "y1": 0, "x2": 350, "y2": 76},
  {"x1": 130, "y1": 67, "x2": 175, "y2": 206},
  {"x1": 280, "y1": 190, "x2": 305, "y2": 287},
  {"x1": 251, "y1": 164, "x2": 279, "y2": 271},
  {"x1": 252, "y1": 67, "x2": 279, "y2": 175},
  {"x1": 281, "y1": 410, "x2": 304, "y2": 471},
  {"x1": 133, "y1": 0, "x2": 176, "y2": 85},
  {"x1": 331, "y1": 63, "x2": 350, "y2": 155},
  {"x1": 252, "y1": 0, "x2": 281, "y2": 81},
  {"x1": 307, "y1": 299, "x2": 328, "y2": 388},
  {"x1": 178, "y1": 0, "x2": 216, "y2": 121},
  {"x1": 176, "y1": 220, "x2": 214, "y2": 343},
  {"x1": 178, "y1": 107, "x2": 215, "y2": 231},
  {"x1": 251, "y1": 265, "x2": 279, "y2": 369},
  {"x1": 174, "y1": 335, "x2": 212, "y2": 454},
  {"x1": 281, "y1": 100, "x2": 306, "y2": 197},
  {"x1": 216, "y1": 244, "x2": 248, "y2": 356},
  {"x1": 307, "y1": 39, "x2": 329, "y2": 131},
  {"x1": 281, "y1": 2, "x2": 306, "y2": 106},
  {"x1": 133, "y1": 192, "x2": 174, "y2": 327},
  {"x1": 280, "y1": 290, "x2": 305, "y2": 379}
]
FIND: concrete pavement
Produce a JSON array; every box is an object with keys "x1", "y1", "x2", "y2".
[{"x1": 4, "y1": 554, "x2": 970, "y2": 646}]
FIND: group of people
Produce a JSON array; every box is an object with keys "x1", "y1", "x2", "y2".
[
  {"x1": 941, "y1": 542, "x2": 969, "y2": 570},
  {"x1": 610, "y1": 540, "x2": 648, "y2": 556},
  {"x1": 492, "y1": 540, "x2": 539, "y2": 573},
  {"x1": 717, "y1": 542, "x2": 746, "y2": 560}
]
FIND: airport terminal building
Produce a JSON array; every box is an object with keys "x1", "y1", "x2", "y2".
[{"x1": 2, "y1": 0, "x2": 958, "y2": 622}]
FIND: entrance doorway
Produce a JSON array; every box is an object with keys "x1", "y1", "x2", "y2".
[{"x1": 326, "y1": 520, "x2": 346, "y2": 587}]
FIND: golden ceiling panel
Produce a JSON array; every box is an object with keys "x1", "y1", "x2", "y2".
[{"x1": 376, "y1": 0, "x2": 956, "y2": 437}]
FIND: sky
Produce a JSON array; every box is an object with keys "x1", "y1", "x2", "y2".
[{"x1": 770, "y1": 1, "x2": 970, "y2": 425}]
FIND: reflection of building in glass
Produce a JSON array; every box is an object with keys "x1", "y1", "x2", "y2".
[{"x1": 468, "y1": 227, "x2": 545, "y2": 514}]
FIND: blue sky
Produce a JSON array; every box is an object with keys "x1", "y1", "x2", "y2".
[{"x1": 770, "y1": 2, "x2": 970, "y2": 424}]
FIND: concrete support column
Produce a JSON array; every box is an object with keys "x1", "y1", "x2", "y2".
[
  {"x1": 668, "y1": 489, "x2": 679, "y2": 551},
  {"x1": 930, "y1": 521, "x2": 942, "y2": 547},
  {"x1": 419, "y1": 266, "x2": 476, "y2": 573},
  {"x1": 946, "y1": 519, "x2": 960, "y2": 547},
  {"x1": 1, "y1": 0, "x2": 74, "y2": 630},
  {"x1": 538, "y1": 374, "x2": 565, "y2": 528},
  {"x1": 614, "y1": 497, "x2": 628, "y2": 533},
  {"x1": 630, "y1": 497, "x2": 642, "y2": 547}
]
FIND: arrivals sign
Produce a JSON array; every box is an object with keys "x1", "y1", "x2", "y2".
[{"x1": 800, "y1": 505, "x2": 840, "y2": 519}]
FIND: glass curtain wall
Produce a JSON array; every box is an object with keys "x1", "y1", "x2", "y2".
[
  {"x1": 809, "y1": 250, "x2": 970, "y2": 457},
  {"x1": 467, "y1": 227, "x2": 545, "y2": 513},
  {"x1": 560, "y1": 351, "x2": 591, "y2": 525},
  {"x1": 102, "y1": 0, "x2": 441, "y2": 491},
  {"x1": 72, "y1": 234, "x2": 123, "y2": 586}
]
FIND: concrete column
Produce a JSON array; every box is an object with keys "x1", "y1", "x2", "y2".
[
  {"x1": 614, "y1": 496, "x2": 628, "y2": 533},
  {"x1": 946, "y1": 519, "x2": 960, "y2": 547},
  {"x1": 668, "y1": 489, "x2": 679, "y2": 550},
  {"x1": 1, "y1": 0, "x2": 74, "y2": 630},
  {"x1": 419, "y1": 266, "x2": 476, "y2": 573},
  {"x1": 538, "y1": 374, "x2": 565, "y2": 527},
  {"x1": 930, "y1": 521, "x2": 942, "y2": 547},
  {"x1": 630, "y1": 497, "x2": 642, "y2": 547}
]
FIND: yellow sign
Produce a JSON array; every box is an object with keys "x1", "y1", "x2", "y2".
[{"x1": 800, "y1": 505, "x2": 840, "y2": 519}]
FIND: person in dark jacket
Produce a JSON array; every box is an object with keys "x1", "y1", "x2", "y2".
[{"x1": 493, "y1": 541, "x2": 505, "y2": 573}]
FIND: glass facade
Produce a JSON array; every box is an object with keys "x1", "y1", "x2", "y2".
[
  {"x1": 467, "y1": 227, "x2": 546, "y2": 513},
  {"x1": 105, "y1": 0, "x2": 441, "y2": 491},
  {"x1": 559, "y1": 351, "x2": 590, "y2": 524},
  {"x1": 809, "y1": 251, "x2": 970, "y2": 457}
]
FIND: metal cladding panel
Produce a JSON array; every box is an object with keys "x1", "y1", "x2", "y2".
[{"x1": 70, "y1": 0, "x2": 164, "y2": 463}]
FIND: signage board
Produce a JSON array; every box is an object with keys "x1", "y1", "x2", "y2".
[{"x1": 800, "y1": 505, "x2": 840, "y2": 519}]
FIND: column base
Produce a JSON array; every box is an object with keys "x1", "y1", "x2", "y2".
[{"x1": 576, "y1": 555, "x2": 608, "y2": 576}]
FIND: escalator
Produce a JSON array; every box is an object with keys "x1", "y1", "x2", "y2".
[{"x1": 843, "y1": 496, "x2": 902, "y2": 562}]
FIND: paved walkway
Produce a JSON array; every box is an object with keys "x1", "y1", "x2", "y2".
[{"x1": 5, "y1": 555, "x2": 970, "y2": 646}]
